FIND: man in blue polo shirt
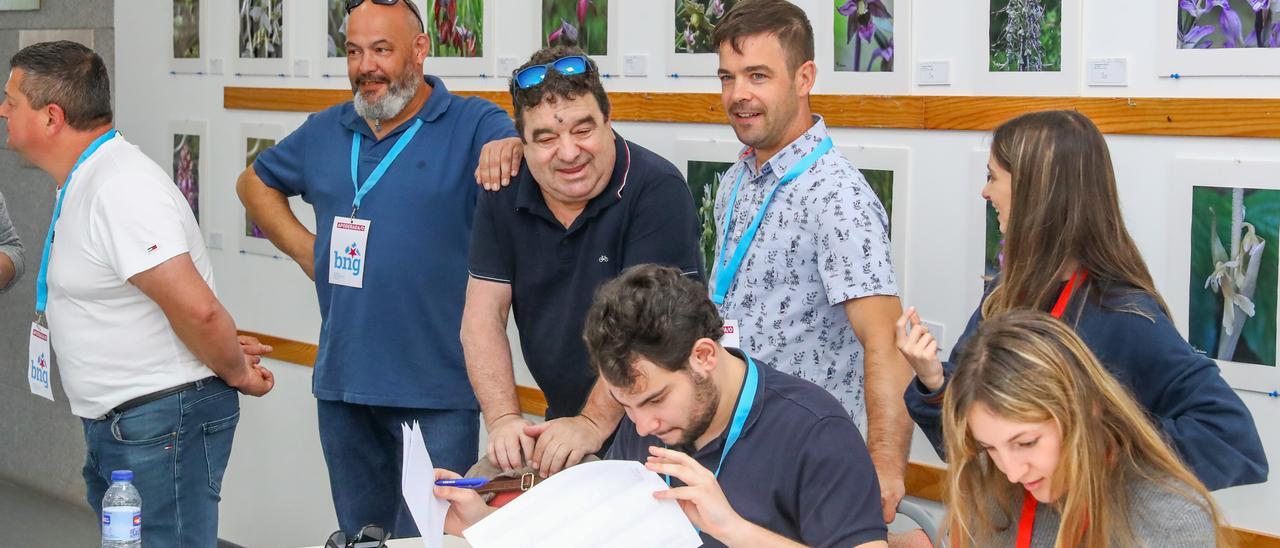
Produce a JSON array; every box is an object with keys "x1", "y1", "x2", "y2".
[
  {"x1": 435, "y1": 265, "x2": 887, "y2": 547},
  {"x1": 461, "y1": 46, "x2": 703, "y2": 479},
  {"x1": 234, "y1": 0, "x2": 516, "y2": 538}
]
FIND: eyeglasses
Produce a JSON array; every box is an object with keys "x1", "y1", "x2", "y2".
[
  {"x1": 512, "y1": 55, "x2": 593, "y2": 90},
  {"x1": 325, "y1": 524, "x2": 388, "y2": 548},
  {"x1": 345, "y1": 0, "x2": 424, "y2": 32}
]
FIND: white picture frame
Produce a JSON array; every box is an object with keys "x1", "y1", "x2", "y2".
[
  {"x1": 422, "y1": 0, "x2": 497, "y2": 77},
  {"x1": 535, "y1": 0, "x2": 622, "y2": 76},
  {"x1": 837, "y1": 144, "x2": 911, "y2": 296},
  {"x1": 1165, "y1": 158, "x2": 1280, "y2": 394},
  {"x1": 169, "y1": 0, "x2": 208, "y2": 74},
  {"x1": 964, "y1": 146, "x2": 994, "y2": 311},
  {"x1": 239, "y1": 123, "x2": 288, "y2": 257},
  {"x1": 664, "y1": 0, "x2": 731, "y2": 78},
  {"x1": 816, "y1": 0, "x2": 912, "y2": 95},
  {"x1": 1154, "y1": 1, "x2": 1280, "y2": 77},
  {"x1": 972, "y1": 0, "x2": 1082, "y2": 96},
  {"x1": 167, "y1": 120, "x2": 209, "y2": 227},
  {"x1": 231, "y1": 0, "x2": 294, "y2": 78},
  {"x1": 672, "y1": 138, "x2": 746, "y2": 275}
]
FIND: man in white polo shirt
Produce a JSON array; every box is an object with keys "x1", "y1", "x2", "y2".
[{"x1": 0, "y1": 41, "x2": 274, "y2": 547}]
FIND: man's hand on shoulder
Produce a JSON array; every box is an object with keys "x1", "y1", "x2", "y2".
[
  {"x1": 524, "y1": 415, "x2": 606, "y2": 478},
  {"x1": 475, "y1": 137, "x2": 523, "y2": 191},
  {"x1": 486, "y1": 413, "x2": 536, "y2": 473}
]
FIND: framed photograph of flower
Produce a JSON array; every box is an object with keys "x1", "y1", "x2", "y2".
[
  {"x1": 424, "y1": 0, "x2": 495, "y2": 76},
  {"x1": 540, "y1": 0, "x2": 619, "y2": 75},
  {"x1": 1166, "y1": 158, "x2": 1280, "y2": 393},
  {"x1": 972, "y1": 0, "x2": 1080, "y2": 95},
  {"x1": 240, "y1": 123, "x2": 287, "y2": 257},
  {"x1": 1157, "y1": 0, "x2": 1280, "y2": 76},
  {"x1": 168, "y1": 121, "x2": 207, "y2": 226},
  {"x1": 819, "y1": 0, "x2": 912, "y2": 94},
  {"x1": 674, "y1": 139, "x2": 744, "y2": 275},
  {"x1": 0, "y1": 0, "x2": 39, "y2": 9},
  {"x1": 233, "y1": 0, "x2": 292, "y2": 77},
  {"x1": 170, "y1": 0, "x2": 207, "y2": 73},
  {"x1": 666, "y1": 0, "x2": 738, "y2": 78}
]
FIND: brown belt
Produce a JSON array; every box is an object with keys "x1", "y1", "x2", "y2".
[{"x1": 475, "y1": 472, "x2": 545, "y2": 495}]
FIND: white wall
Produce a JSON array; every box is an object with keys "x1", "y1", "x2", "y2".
[{"x1": 113, "y1": 1, "x2": 1279, "y2": 545}]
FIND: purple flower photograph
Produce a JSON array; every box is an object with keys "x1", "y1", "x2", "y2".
[
  {"x1": 834, "y1": 0, "x2": 894, "y2": 72},
  {"x1": 172, "y1": 133, "x2": 199, "y2": 223},
  {"x1": 1178, "y1": 0, "x2": 1280, "y2": 49}
]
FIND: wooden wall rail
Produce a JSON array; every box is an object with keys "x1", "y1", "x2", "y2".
[
  {"x1": 225, "y1": 86, "x2": 1280, "y2": 138},
  {"x1": 239, "y1": 330, "x2": 1279, "y2": 546}
]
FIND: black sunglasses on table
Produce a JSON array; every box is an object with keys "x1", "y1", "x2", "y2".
[
  {"x1": 345, "y1": 0, "x2": 425, "y2": 31},
  {"x1": 325, "y1": 524, "x2": 389, "y2": 548}
]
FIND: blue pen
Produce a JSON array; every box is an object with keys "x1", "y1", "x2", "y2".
[{"x1": 434, "y1": 477, "x2": 490, "y2": 488}]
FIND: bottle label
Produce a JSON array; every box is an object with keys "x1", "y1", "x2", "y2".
[{"x1": 102, "y1": 506, "x2": 141, "y2": 541}]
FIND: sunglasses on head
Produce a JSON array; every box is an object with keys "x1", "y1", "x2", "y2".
[
  {"x1": 345, "y1": 0, "x2": 424, "y2": 31},
  {"x1": 512, "y1": 55, "x2": 593, "y2": 90},
  {"x1": 325, "y1": 524, "x2": 388, "y2": 548}
]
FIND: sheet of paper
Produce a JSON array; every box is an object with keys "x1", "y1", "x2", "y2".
[
  {"x1": 401, "y1": 421, "x2": 450, "y2": 548},
  {"x1": 462, "y1": 460, "x2": 701, "y2": 548}
]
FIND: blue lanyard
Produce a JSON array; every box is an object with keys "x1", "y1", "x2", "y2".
[
  {"x1": 34, "y1": 129, "x2": 118, "y2": 319},
  {"x1": 665, "y1": 355, "x2": 760, "y2": 486},
  {"x1": 711, "y1": 137, "x2": 833, "y2": 305},
  {"x1": 348, "y1": 118, "x2": 424, "y2": 216}
]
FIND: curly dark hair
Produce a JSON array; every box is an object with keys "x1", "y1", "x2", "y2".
[
  {"x1": 508, "y1": 45, "x2": 611, "y2": 140},
  {"x1": 583, "y1": 265, "x2": 723, "y2": 390}
]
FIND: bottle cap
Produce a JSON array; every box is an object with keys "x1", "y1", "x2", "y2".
[{"x1": 110, "y1": 470, "x2": 133, "y2": 482}]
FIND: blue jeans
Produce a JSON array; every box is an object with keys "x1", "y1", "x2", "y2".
[
  {"x1": 82, "y1": 377, "x2": 240, "y2": 547},
  {"x1": 317, "y1": 400, "x2": 479, "y2": 538}
]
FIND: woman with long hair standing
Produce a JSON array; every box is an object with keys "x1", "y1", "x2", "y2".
[
  {"x1": 942, "y1": 310, "x2": 1233, "y2": 547},
  {"x1": 896, "y1": 110, "x2": 1267, "y2": 490}
]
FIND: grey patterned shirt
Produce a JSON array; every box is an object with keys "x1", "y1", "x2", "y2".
[
  {"x1": 0, "y1": 189, "x2": 24, "y2": 292},
  {"x1": 711, "y1": 116, "x2": 897, "y2": 430}
]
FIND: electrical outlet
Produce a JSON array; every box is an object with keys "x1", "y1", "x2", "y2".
[
  {"x1": 206, "y1": 232, "x2": 224, "y2": 250},
  {"x1": 293, "y1": 59, "x2": 311, "y2": 78},
  {"x1": 922, "y1": 320, "x2": 947, "y2": 353},
  {"x1": 916, "y1": 60, "x2": 951, "y2": 86},
  {"x1": 209, "y1": 58, "x2": 225, "y2": 75}
]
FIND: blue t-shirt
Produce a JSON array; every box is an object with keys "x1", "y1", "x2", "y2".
[
  {"x1": 253, "y1": 75, "x2": 516, "y2": 409},
  {"x1": 606, "y1": 350, "x2": 888, "y2": 548},
  {"x1": 467, "y1": 134, "x2": 704, "y2": 418}
]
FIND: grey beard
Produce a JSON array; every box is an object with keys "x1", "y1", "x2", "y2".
[{"x1": 353, "y1": 75, "x2": 418, "y2": 123}]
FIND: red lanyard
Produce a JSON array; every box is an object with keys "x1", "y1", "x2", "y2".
[
  {"x1": 1016, "y1": 269, "x2": 1087, "y2": 547},
  {"x1": 1049, "y1": 270, "x2": 1087, "y2": 319},
  {"x1": 1016, "y1": 489, "x2": 1038, "y2": 548}
]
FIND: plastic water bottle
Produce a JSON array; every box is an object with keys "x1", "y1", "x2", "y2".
[{"x1": 101, "y1": 470, "x2": 141, "y2": 548}]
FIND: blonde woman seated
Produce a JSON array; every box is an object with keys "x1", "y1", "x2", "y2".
[{"x1": 940, "y1": 309, "x2": 1232, "y2": 547}]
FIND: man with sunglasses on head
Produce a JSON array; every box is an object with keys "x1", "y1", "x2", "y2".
[
  {"x1": 461, "y1": 46, "x2": 703, "y2": 481},
  {"x1": 236, "y1": 0, "x2": 518, "y2": 538}
]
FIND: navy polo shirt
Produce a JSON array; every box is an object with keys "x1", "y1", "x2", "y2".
[
  {"x1": 468, "y1": 134, "x2": 704, "y2": 419},
  {"x1": 253, "y1": 75, "x2": 516, "y2": 409},
  {"x1": 607, "y1": 350, "x2": 888, "y2": 548}
]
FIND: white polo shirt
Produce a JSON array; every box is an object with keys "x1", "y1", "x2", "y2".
[{"x1": 46, "y1": 133, "x2": 217, "y2": 419}]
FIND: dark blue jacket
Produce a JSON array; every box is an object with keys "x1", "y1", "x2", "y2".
[{"x1": 905, "y1": 282, "x2": 1269, "y2": 491}]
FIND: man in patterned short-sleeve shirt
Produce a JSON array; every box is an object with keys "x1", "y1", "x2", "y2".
[{"x1": 709, "y1": 0, "x2": 915, "y2": 525}]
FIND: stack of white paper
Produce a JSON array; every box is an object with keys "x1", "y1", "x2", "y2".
[
  {"x1": 462, "y1": 460, "x2": 701, "y2": 548},
  {"x1": 401, "y1": 421, "x2": 450, "y2": 548}
]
